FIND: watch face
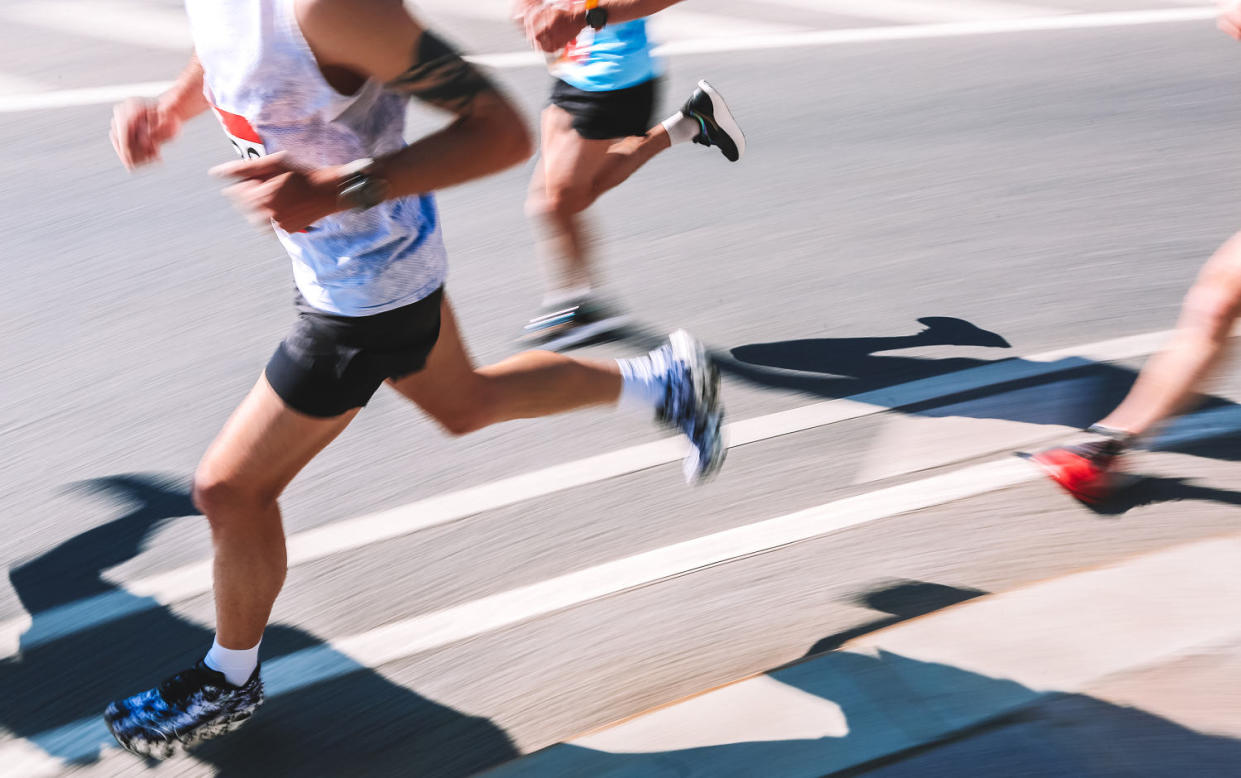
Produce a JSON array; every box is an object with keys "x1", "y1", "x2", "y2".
[{"x1": 586, "y1": 7, "x2": 606, "y2": 28}]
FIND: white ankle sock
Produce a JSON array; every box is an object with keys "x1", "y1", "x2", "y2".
[
  {"x1": 204, "y1": 637, "x2": 260, "y2": 687},
  {"x1": 661, "y1": 111, "x2": 700, "y2": 146},
  {"x1": 616, "y1": 353, "x2": 667, "y2": 411}
]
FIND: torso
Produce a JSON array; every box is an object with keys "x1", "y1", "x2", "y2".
[{"x1": 184, "y1": 0, "x2": 448, "y2": 317}]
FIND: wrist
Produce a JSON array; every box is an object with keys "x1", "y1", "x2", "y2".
[{"x1": 324, "y1": 158, "x2": 391, "y2": 213}]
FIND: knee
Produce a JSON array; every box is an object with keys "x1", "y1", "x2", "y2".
[
  {"x1": 428, "y1": 405, "x2": 492, "y2": 437},
  {"x1": 527, "y1": 185, "x2": 588, "y2": 221},
  {"x1": 191, "y1": 468, "x2": 278, "y2": 531},
  {"x1": 424, "y1": 383, "x2": 497, "y2": 437},
  {"x1": 1180, "y1": 282, "x2": 1241, "y2": 344}
]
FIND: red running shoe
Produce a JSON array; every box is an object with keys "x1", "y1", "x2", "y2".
[{"x1": 1029, "y1": 439, "x2": 1126, "y2": 504}]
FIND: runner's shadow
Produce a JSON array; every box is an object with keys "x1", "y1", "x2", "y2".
[
  {"x1": 498, "y1": 649, "x2": 1241, "y2": 777},
  {"x1": 0, "y1": 474, "x2": 518, "y2": 777},
  {"x1": 1083, "y1": 476, "x2": 1241, "y2": 517},
  {"x1": 725, "y1": 317, "x2": 1239, "y2": 434},
  {"x1": 804, "y1": 580, "x2": 987, "y2": 656}
]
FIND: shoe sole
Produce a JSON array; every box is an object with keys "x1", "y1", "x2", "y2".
[
  {"x1": 521, "y1": 314, "x2": 633, "y2": 351},
  {"x1": 668, "y1": 329, "x2": 726, "y2": 484},
  {"x1": 696, "y1": 80, "x2": 746, "y2": 162},
  {"x1": 107, "y1": 704, "x2": 260, "y2": 760}
]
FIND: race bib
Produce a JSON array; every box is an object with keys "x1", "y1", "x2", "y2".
[{"x1": 211, "y1": 103, "x2": 267, "y2": 159}]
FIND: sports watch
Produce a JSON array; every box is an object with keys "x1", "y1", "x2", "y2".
[
  {"x1": 337, "y1": 158, "x2": 389, "y2": 212},
  {"x1": 585, "y1": 0, "x2": 607, "y2": 30}
]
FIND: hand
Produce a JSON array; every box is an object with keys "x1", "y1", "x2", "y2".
[
  {"x1": 523, "y1": 1, "x2": 585, "y2": 53},
  {"x1": 110, "y1": 98, "x2": 182, "y2": 171},
  {"x1": 210, "y1": 152, "x2": 343, "y2": 233},
  {"x1": 510, "y1": 0, "x2": 540, "y2": 28},
  {"x1": 1221, "y1": 0, "x2": 1241, "y2": 39}
]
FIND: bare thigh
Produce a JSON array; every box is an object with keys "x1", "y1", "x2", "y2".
[
  {"x1": 386, "y1": 296, "x2": 490, "y2": 433},
  {"x1": 195, "y1": 375, "x2": 358, "y2": 505},
  {"x1": 537, "y1": 105, "x2": 616, "y2": 210}
]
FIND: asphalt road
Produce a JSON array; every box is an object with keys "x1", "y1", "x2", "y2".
[{"x1": 2, "y1": 4, "x2": 1240, "y2": 776}]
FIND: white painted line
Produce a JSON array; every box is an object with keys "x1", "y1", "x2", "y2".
[
  {"x1": 0, "y1": 0, "x2": 193, "y2": 51},
  {"x1": 0, "y1": 8, "x2": 1218, "y2": 113},
  {"x1": 764, "y1": 0, "x2": 1061, "y2": 24},
  {"x1": 7, "y1": 406, "x2": 1241, "y2": 773},
  {"x1": 4, "y1": 323, "x2": 1239, "y2": 658},
  {"x1": 0, "y1": 455, "x2": 1040, "y2": 772},
  {"x1": 647, "y1": 9, "x2": 808, "y2": 42}
]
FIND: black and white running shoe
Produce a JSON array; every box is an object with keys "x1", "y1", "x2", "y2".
[
  {"x1": 521, "y1": 296, "x2": 631, "y2": 351},
  {"x1": 104, "y1": 661, "x2": 263, "y2": 759},
  {"x1": 652, "y1": 330, "x2": 726, "y2": 484},
  {"x1": 682, "y1": 80, "x2": 746, "y2": 162}
]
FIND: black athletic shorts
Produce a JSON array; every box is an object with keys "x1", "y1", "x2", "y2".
[
  {"x1": 265, "y1": 287, "x2": 444, "y2": 418},
  {"x1": 550, "y1": 77, "x2": 660, "y2": 140}
]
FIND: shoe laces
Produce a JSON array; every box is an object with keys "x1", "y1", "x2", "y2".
[
  {"x1": 1069, "y1": 438, "x2": 1125, "y2": 467},
  {"x1": 159, "y1": 663, "x2": 226, "y2": 705}
]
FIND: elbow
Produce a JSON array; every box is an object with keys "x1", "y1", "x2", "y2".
[{"x1": 500, "y1": 116, "x2": 534, "y2": 168}]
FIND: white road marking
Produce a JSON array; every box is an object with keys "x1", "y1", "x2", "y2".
[
  {"x1": 10, "y1": 414, "x2": 1241, "y2": 775},
  {"x1": 0, "y1": 7, "x2": 1218, "y2": 114},
  {"x1": 853, "y1": 375, "x2": 1091, "y2": 483},
  {"x1": 0, "y1": 0, "x2": 192, "y2": 51},
  {"x1": 647, "y1": 9, "x2": 809, "y2": 42},
  {"x1": 4, "y1": 323, "x2": 1240, "y2": 658},
  {"x1": 763, "y1": 0, "x2": 1060, "y2": 24},
  {"x1": 0, "y1": 455, "x2": 1041, "y2": 771},
  {"x1": 0, "y1": 326, "x2": 1179, "y2": 656}
]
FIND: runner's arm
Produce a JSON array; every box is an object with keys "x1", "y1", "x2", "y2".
[
  {"x1": 110, "y1": 56, "x2": 209, "y2": 170},
  {"x1": 296, "y1": 0, "x2": 531, "y2": 198},
  {"x1": 591, "y1": 0, "x2": 687, "y2": 25},
  {"x1": 521, "y1": 0, "x2": 685, "y2": 53},
  {"x1": 159, "y1": 55, "x2": 210, "y2": 123}
]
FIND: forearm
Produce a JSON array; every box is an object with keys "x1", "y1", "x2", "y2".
[
  {"x1": 158, "y1": 55, "x2": 209, "y2": 121},
  {"x1": 597, "y1": 0, "x2": 683, "y2": 24}
]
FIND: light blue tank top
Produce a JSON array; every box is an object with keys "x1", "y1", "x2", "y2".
[
  {"x1": 185, "y1": 0, "x2": 447, "y2": 317},
  {"x1": 549, "y1": 19, "x2": 661, "y2": 92}
]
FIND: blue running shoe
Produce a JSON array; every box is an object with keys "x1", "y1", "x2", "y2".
[
  {"x1": 653, "y1": 330, "x2": 726, "y2": 484},
  {"x1": 104, "y1": 661, "x2": 263, "y2": 759}
]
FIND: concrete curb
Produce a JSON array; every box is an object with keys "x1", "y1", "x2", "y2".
[{"x1": 488, "y1": 534, "x2": 1241, "y2": 777}]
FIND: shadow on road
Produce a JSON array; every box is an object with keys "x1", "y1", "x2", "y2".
[
  {"x1": 1, "y1": 474, "x2": 518, "y2": 776},
  {"x1": 723, "y1": 316, "x2": 1241, "y2": 435},
  {"x1": 804, "y1": 580, "x2": 987, "y2": 656},
  {"x1": 495, "y1": 644, "x2": 1241, "y2": 777}
]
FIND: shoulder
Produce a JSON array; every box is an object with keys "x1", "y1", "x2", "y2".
[
  {"x1": 296, "y1": 0, "x2": 420, "y2": 48},
  {"x1": 295, "y1": 0, "x2": 424, "y2": 76}
]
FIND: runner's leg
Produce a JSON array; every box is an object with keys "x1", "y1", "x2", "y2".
[
  {"x1": 193, "y1": 375, "x2": 358, "y2": 649},
  {"x1": 526, "y1": 104, "x2": 614, "y2": 298},
  {"x1": 579, "y1": 125, "x2": 671, "y2": 209},
  {"x1": 390, "y1": 296, "x2": 621, "y2": 432},
  {"x1": 1095, "y1": 233, "x2": 1241, "y2": 437}
]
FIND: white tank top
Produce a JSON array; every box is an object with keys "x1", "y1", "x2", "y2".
[{"x1": 185, "y1": 0, "x2": 447, "y2": 316}]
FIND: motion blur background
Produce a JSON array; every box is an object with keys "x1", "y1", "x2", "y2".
[{"x1": 2, "y1": 0, "x2": 1241, "y2": 775}]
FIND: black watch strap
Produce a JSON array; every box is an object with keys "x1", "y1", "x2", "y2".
[
  {"x1": 585, "y1": 0, "x2": 607, "y2": 30},
  {"x1": 337, "y1": 158, "x2": 389, "y2": 212}
]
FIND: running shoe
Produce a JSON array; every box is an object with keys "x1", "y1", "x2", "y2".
[
  {"x1": 682, "y1": 80, "x2": 746, "y2": 162},
  {"x1": 653, "y1": 330, "x2": 726, "y2": 484},
  {"x1": 521, "y1": 296, "x2": 630, "y2": 350},
  {"x1": 1028, "y1": 438, "x2": 1126, "y2": 504},
  {"x1": 104, "y1": 661, "x2": 263, "y2": 759}
]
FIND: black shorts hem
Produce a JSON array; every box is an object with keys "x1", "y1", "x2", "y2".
[
  {"x1": 550, "y1": 77, "x2": 660, "y2": 140},
  {"x1": 265, "y1": 287, "x2": 444, "y2": 418}
]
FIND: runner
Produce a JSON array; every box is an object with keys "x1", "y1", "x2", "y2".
[
  {"x1": 514, "y1": 0, "x2": 746, "y2": 347},
  {"x1": 1028, "y1": 0, "x2": 1241, "y2": 503},
  {"x1": 102, "y1": 0, "x2": 725, "y2": 758}
]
